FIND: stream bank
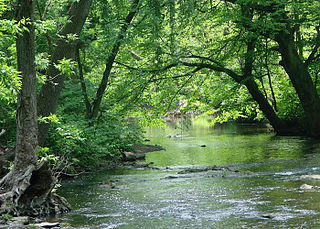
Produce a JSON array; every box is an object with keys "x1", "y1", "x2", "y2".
[{"x1": 50, "y1": 118, "x2": 320, "y2": 228}]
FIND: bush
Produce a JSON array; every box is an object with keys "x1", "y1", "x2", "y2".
[{"x1": 45, "y1": 112, "x2": 143, "y2": 168}]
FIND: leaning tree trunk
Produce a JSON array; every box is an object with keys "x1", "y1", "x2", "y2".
[
  {"x1": 87, "y1": 0, "x2": 140, "y2": 119},
  {"x1": 0, "y1": 0, "x2": 70, "y2": 216},
  {"x1": 37, "y1": 0, "x2": 92, "y2": 146},
  {"x1": 239, "y1": 22, "x2": 295, "y2": 135},
  {"x1": 276, "y1": 31, "x2": 320, "y2": 137},
  {"x1": 243, "y1": 78, "x2": 300, "y2": 135}
]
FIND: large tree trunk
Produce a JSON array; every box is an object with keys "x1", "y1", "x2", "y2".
[
  {"x1": 243, "y1": 78, "x2": 299, "y2": 135},
  {"x1": 37, "y1": 0, "x2": 92, "y2": 146},
  {"x1": 224, "y1": 0, "x2": 319, "y2": 137},
  {"x1": 238, "y1": 13, "x2": 294, "y2": 135},
  {"x1": 276, "y1": 31, "x2": 320, "y2": 137},
  {"x1": 0, "y1": 0, "x2": 70, "y2": 216}
]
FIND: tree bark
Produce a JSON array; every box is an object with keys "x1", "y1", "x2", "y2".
[
  {"x1": 234, "y1": 6, "x2": 290, "y2": 134},
  {"x1": 87, "y1": 0, "x2": 140, "y2": 119},
  {"x1": 265, "y1": 39, "x2": 277, "y2": 111},
  {"x1": 76, "y1": 45, "x2": 92, "y2": 118},
  {"x1": 0, "y1": 0, "x2": 70, "y2": 216},
  {"x1": 14, "y1": 0, "x2": 38, "y2": 171},
  {"x1": 243, "y1": 79, "x2": 298, "y2": 134},
  {"x1": 240, "y1": 31, "x2": 289, "y2": 134},
  {"x1": 276, "y1": 31, "x2": 320, "y2": 137},
  {"x1": 37, "y1": 0, "x2": 92, "y2": 146}
]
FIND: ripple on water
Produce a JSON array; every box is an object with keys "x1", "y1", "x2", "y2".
[{"x1": 56, "y1": 121, "x2": 320, "y2": 228}]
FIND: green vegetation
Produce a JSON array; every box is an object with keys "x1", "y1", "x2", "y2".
[
  {"x1": 1, "y1": 0, "x2": 320, "y2": 169},
  {"x1": 45, "y1": 82, "x2": 143, "y2": 168}
]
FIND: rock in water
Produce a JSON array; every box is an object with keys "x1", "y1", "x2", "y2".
[
  {"x1": 300, "y1": 175, "x2": 320, "y2": 180},
  {"x1": 10, "y1": 216, "x2": 29, "y2": 225},
  {"x1": 35, "y1": 222, "x2": 60, "y2": 228},
  {"x1": 300, "y1": 184, "x2": 314, "y2": 190},
  {"x1": 261, "y1": 214, "x2": 274, "y2": 219},
  {"x1": 123, "y1": 151, "x2": 136, "y2": 161}
]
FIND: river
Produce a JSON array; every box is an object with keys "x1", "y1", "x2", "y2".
[{"x1": 54, "y1": 118, "x2": 320, "y2": 228}]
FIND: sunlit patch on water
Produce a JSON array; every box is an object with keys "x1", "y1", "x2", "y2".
[{"x1": 55, "y1": 119, "x2": 320, "y2": 228}]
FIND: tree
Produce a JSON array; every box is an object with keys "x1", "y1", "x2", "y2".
[
  {"x1": 78, "y1": 0, "x2": 140, "y2": 120},
  {"x1": 37, "y1": 0, "x2": 93, "y2": 146},
  {"x1": 223, "y1": 0, "x2": 320, "y2": 136},
  {"x1": 117, "y1": 0, "x2": 320, "y2": 137},
  {"x1": 0, "y1": 0, "x2": 69, "y2": 216}
]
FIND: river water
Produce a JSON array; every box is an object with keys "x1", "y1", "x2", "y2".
[{"x1": 55, "y1": 118, "x2": 320, "y2": 228}]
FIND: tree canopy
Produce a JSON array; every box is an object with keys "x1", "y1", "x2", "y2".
[{"x1": 0, "y1": 1, "x2": 320, "y2": 210}]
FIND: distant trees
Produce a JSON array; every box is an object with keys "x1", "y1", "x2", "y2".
[{"x1": 119, "y1": 0, "x2": 320, "y2": 137}]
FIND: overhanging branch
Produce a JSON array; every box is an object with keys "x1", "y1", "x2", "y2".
[
  {"x1": 305, "y1": 26, "x2": 320, "y2": 66},
  {"x1": 116, "y1": 57, "x2": 243, "y2": 83},
  {"x1": 180, "y1": 61, "x2": 243, "y2": 83}
]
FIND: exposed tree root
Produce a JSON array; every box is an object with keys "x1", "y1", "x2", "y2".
[{"x1": 0, "y1": 161, "x2": 71, "y2": 216}]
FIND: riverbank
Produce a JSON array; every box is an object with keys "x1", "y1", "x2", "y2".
[{"x1": 0, "y1": 142, "x2": 166, "y2": 228}]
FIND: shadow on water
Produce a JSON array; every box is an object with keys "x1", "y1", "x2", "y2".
[{"x1": 55, "y1": 117, "x2": 320, "y2": 228}]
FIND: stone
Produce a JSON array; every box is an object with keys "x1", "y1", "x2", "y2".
[
  {"x1": 10, "y1": 216, "x2": 29, "y2": 225},
  {"x1": 300, "y1": 175, "x2": 320, "y2": 180},
  {"x1": 300, "y1": 184, "x2": 314, "y2": 190},
  {"x1": 261, "y1": 214, "x2": 274, "y2": 219},
  {"x1": 35, "y1": 222, "x2": 60, "y2": 228},
  {"x1": 123, "y1": 152, "x2": 136, "y2": 161}
]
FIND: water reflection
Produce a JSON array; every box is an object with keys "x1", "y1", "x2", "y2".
[
  {"x1": 56, "y1": 118, "x2": 320, "y2": 228},
  {"x1": 145, "y1": 118, "x2": 312, "y2": 167}
]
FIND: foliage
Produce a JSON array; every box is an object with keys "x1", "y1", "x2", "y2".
[
  {"x1": 54, "y1": 58, "x2": 77, "y2": 79},
  {"x1": 103, "y1": 0, "x2": 318, "y2": 129},
  {"x1": 1, "y1": 0, "x2": 320, "y2": 172},
  {"x1": 0, "y1": 0, "x2": 19, "y2": 145},
  {"x1": 44, "y1": 82, "x2": 144, "y2": 168}
]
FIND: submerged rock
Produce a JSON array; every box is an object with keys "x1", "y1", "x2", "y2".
[
  {"x1": 300, "y1": 175, "x2": 320, "y2": 180},
  {"x1": 111, "y1": 185, "x2": 128, "y2": 190},
  {"x1": 178, "y1": 165, "x2": 235, "y2": 174},
  {"x1": 261, "y1": 214, "x2": 274, "y2": 219},
  {"x1": 10, "y1": 216, "x2": 29, "y2": 225},
  {"x1": 163, "y1": 175, "x2": 179, "y2": 179},
  {"x1": 300, "y1": 184, "x2": 314, "y2": 190},
  {"x1": 166, "y1": 134, "x2": 185, "y2": 138}
]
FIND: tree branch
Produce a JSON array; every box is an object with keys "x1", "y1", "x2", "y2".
[
  {"x1": 182, "y1": 54, "x2": 224, "y2": 67},
  {"x1": 150, "y1": 67, "x2": 202, "y2": 82},
  {"x1": 114, "y1": 61, "x2": 179, "y2": 73},
  {"x1": 88, "y1": 0, "x2": 141, "y2": 119},
  {"x1": 76, "y1": 45, "x2": 92, "y2": 117},
  {"x1": 167, "y1": 75, "x2": 193, "y2": 111},
  {"x1": 305, "y1": 26, "x2": 320, "y2": 66},
  {"x1": 180, "y1": 61, "x2": 243, "y2": 83},
  {"x1": 116, "y1": 58, "x2": 242, "y2": 84}
]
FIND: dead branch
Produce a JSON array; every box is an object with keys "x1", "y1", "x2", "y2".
[{"x1": 0, "y1": 129, "x2": 5, "y2": 137}]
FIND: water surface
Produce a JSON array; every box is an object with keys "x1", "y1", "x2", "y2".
[{"x1": 56, "y1": 118, "x2": 320, "y2": 228}]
